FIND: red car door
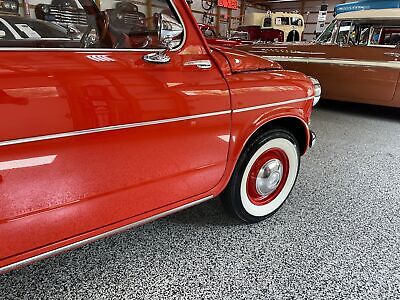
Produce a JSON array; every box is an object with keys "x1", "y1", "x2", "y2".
[{"x1": 0, "y1": 0, "x2": 230, "y2": 262}]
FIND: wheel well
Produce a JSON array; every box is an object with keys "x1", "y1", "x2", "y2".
[{"x1": 247, "y1": 117, "x2": 309, "y2": 155}]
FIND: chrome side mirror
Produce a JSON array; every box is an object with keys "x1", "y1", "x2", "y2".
[{"x1": 143, "y1": 14, "x2": 183, "y2": 64}]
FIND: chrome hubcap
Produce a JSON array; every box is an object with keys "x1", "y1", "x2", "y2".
[{"x1": 255, "y1": 159, "x2": 284, "y2": 196}]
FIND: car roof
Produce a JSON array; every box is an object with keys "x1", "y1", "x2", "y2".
[{"x1": 336, "y1": 8, "x2": 400, "y2": 20}]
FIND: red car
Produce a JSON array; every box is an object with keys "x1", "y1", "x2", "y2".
[{"x1": 0, "y1": 0, "x2": 319, "y2": 273}]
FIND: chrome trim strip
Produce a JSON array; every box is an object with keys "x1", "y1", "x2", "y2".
[
  {"x1": 232, "y1": 97, "x2": 313, "y2": 113},
  {"x1": 184, "y1": 60, "x2": 212, "y2": 69},
  {"x1": 0, "y1": 96, "x2": 315, "y2": 147},
  {"x1": 0, "y1": 195, "x2": 213, "y2": 274},
  {"x1": 262, "y1": 55, "x2": 400, "y2": 69},
  {"x1": 0, "y1": 110, "x2": 231, "y2": 147},
  {"x1": 0, "y1": 48, "x2": 171, "y2": 52}
]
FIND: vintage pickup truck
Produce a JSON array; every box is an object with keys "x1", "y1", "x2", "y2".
[{"x1": 0, "y1": 0, "x2": 319, "y2": 273}]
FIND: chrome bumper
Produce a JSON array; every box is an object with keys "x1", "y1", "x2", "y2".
[{"x1": 310, "y1": 130, "x2": 316, "y2": 148}]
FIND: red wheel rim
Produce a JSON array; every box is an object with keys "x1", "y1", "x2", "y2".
[{"x1": 246, "y1": 148, "x2": 289, "y2": 206}]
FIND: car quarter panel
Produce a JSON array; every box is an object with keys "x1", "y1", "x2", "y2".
[{"x1": 225, "y1": 70, "x2": 313, "y2": 166}]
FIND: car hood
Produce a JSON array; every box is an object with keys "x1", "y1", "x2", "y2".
[{"x1": 210, "y1": 46, "x2": 282, "y2": 73}]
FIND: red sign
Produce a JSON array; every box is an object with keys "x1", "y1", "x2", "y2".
[{"x1": 218, "y1": 0, "x2": 238, "y2": 9}]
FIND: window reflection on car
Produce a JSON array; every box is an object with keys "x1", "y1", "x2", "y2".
[
  {"x1": 316, "y1": 18, "x2": 400, "y2": 48},
  {"x1": 0, "y1": 16, "x2": 73, "y2": 40},
  {"x1": 0, "y1": 0, "x2": 183, "y2": 49}
]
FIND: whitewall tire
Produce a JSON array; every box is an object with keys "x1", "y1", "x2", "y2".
[{"x1": 222, "y1": 129, "x2": 300, "y2": 223}]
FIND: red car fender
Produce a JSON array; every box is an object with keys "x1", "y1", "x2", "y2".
[{"x1": 206, "y1": 108, "x2": 311, "y2": 200}]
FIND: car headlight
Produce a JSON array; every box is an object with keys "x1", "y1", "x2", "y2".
[
  {"x1": 309, "y1": 77, "x2": 321, "y2": 106},
  {"x1": 10, "y1": 2, "x2": 17, "y2": 10},
  {"x1": 4, "y1": 2, "x2": 10, "y2": 9},
  {"x1": 43, "y1": 4, "x2": 50, "y2": 13}
]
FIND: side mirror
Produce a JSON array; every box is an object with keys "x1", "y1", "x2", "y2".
[
  {"x1": 143, "y1": 13, "x2": 183, "y2": 64},
  {"x1": 0, "y1": 30, "x2": 6, "y2": 38}
]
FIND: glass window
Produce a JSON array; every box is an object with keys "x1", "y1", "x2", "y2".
[
  {"x1": 316, "y1": 20, "x2": 336, "y2": 44},
  {"x1": 381, "y1": 28, "x2": 400, "y2": 46},
  {"x1": 290, "y1": 17, "x2": 302, "y2": 27},
  {"x1": 0, "y1": 0, "x2": 183, "y2": 49},
  {"x1": 263, "y1": 17, "x2": 271, "y2": 28},
  {"x1": 369, "y1": 27, "x2": 382, "y2": 45},
  {"x1": 336, "y1": 21, "x2": 352, "y2": 44},
  {"x1": 348, "y1": 22, "x2": 358, "y2": 45},
  {"x1": 275, "y1": 17, "x2": 289, "y2": 26},
  {"x1": 358, "y1": 25, "x2": 371, "y2": 46}
]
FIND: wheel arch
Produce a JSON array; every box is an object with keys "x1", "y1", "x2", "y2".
[
  {"x1": 212, "y1": 113, "x2": 311, "y2": 199},
  {"x1": 243, "y1": 115, "x2": 310, "y2": 156}
]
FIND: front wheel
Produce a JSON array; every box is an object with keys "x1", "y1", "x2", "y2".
[{"x1": 222, "y1": 129, "x2": 300, "y2": 223}]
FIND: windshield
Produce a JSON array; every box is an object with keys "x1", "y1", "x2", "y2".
[
  {"x1": 291, "y1": 17, "x2": 303, "y2": 27},
  {"x1": 316, "y1": 20, "x2": 337, "y2": 43},
  {"x1": 263, "y1": 17, "x2": 272, "y2": 27}
]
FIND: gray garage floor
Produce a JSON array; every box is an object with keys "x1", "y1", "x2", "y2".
[{"x1": 1, "y1": 101, "x2": 400, "y2": 300}]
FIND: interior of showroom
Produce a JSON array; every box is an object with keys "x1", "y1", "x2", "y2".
[
  {"x1": 0, "y1": 0, "x2": 400, "y2": 298},
  {"x1": 189, "y1": 0, "x2": 354, "y2": 40}
]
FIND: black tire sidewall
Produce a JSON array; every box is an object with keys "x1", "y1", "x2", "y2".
[{"x1": 224, "y1": 129, "x2": 300, "y2": 223}]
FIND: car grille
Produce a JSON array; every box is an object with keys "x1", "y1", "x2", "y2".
[
  {"x1": 122, "y1": 13, "x2": 144, "y2": 26},
  {"x1": 47, "y1": 7, "x2": 87, "y2": 26}
]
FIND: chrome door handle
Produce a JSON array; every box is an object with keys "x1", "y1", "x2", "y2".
[
  {"x1": 184, "y1": 60, "x2": 212, "y2": 69},
  {"x1": 384, "y1": 52, "x2": 400, "y2": 58}
]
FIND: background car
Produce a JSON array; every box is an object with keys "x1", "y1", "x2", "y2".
[
  {"x1": 236, "y1": 8, "x2": 400, "y2": 107},
  {"x1": 0, "y1": 15, "x2": 80, "y2": 47}
]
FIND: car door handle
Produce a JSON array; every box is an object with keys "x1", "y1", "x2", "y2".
[
  {"x1": 184, "y1": 60, "x2": 212, "y2": 69},
  {"x1": 384, "y1": 52, "x2": 400, "y2": 59}
]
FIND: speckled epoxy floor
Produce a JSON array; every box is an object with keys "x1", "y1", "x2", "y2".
[{"x1": 1, "y1": 101, "x2": 400, "y2": 299}]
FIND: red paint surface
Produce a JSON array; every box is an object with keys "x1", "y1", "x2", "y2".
[
  {"x1": 0, "y1": 0, "x2": 314, "y2": 272},
  {"x1": 211, "y1": 46, "x2": 282, "y2": 73}
]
